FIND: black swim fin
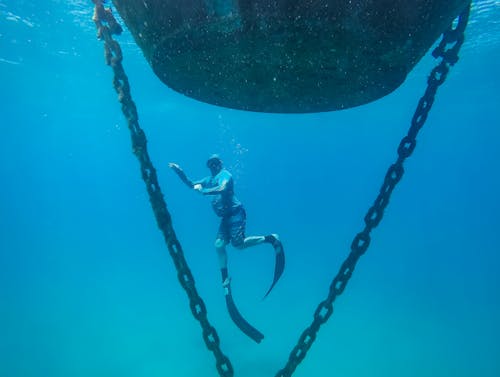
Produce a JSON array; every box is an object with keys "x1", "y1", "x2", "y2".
[
  {"x1": 224, "y1": 284, "x2": 264, "y2": 343},
  {"x1": 263, "y1": 236, "x2": 285, "y2": 299}
]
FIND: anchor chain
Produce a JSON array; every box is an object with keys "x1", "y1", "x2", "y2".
[
  {"x1": 91, "y1": 1, "x2": 233, "y2": 376},
  {"x1": 275, "y1": 3, "x2": 471, "y2": 377}
]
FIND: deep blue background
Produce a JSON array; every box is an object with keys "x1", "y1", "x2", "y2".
[{"x1": 1, "y1": 1, "x2": 499, "y2": 376}]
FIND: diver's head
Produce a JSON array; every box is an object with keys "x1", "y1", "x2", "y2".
[{"x1": 206, "y1": 154, "x2": 223, "y2": 175}]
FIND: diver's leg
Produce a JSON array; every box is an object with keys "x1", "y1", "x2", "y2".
[
  {"x1": 239, "y1": 235, "x2": 266, "y2": 248},
  {"x1": 216, "y1": 238, "x2": 231, "y2": 287},
  {"x1": 215, "y1": 238, "x2": 228, "y2": 269},
  {"x1": 216, "y1": 218, "x2": 231, "y2": 287},
  {"x1": 229, "y1": 208, "x2": 284, "y2": 297},
  {"x1": 230, "y1": 207, "x2": 251, "y2": 249},
  {"x1": 240, "y1": 234, "x2": 282, "y2": 254},
  {"x1": 242, "y1": 235, "x2": 282, "y2": 250},
  {"x1": 231, "y1": 208, "x2": 279, "y2": 250}
]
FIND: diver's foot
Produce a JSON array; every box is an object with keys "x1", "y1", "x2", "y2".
[
  {"x1": 222, "y1": 277, "x2": 231, "y2": 296},
  {"x1": 222, "y1": 277, "x2": 231, "y2": 288},
  {"x1": 265, "y1": 234, "x2": 281, "y2": 248}
]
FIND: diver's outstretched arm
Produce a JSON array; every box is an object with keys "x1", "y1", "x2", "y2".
[{"x1": 168, "y1": 162, "x2": 199, "y2": 189}]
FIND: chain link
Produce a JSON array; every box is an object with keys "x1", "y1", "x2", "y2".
[
  {"x1": 275, "y1": 3, "x2": 471, "y2": 377},
  {"x1": 91, "y1": 2, "x2": 234, "y2": 376}
]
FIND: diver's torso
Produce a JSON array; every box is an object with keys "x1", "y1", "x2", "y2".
[{"x1": 209, "y1": 169, "x2": 242, "y2": 217}]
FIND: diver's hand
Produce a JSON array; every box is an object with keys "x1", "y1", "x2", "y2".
[
  {"x1": 168, "y1": 162, "x2": 181, "y2": 171},
  {"x1": 193, "y1": 183, "x2": 202, "y2": 192}
]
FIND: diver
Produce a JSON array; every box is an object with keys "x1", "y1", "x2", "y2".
[{"x1": 168, "y1": 154, "x2": 284, "y2": 296}]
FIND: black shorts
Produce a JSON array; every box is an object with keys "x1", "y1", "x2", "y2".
[{"x1": 217, "y1": 206, "x2": 246, "y2": 247}]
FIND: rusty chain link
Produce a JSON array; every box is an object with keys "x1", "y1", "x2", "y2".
[
  {"x1": 91, "y1": 1, "x2": 234, "y2": 376},
  {"x1": 275, "y1": 3, "x2": 471, "y2": 377}
]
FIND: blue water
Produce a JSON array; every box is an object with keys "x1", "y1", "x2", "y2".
[{"x1": 1, "y1": 1, "x2": 499, "y2": 376}]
